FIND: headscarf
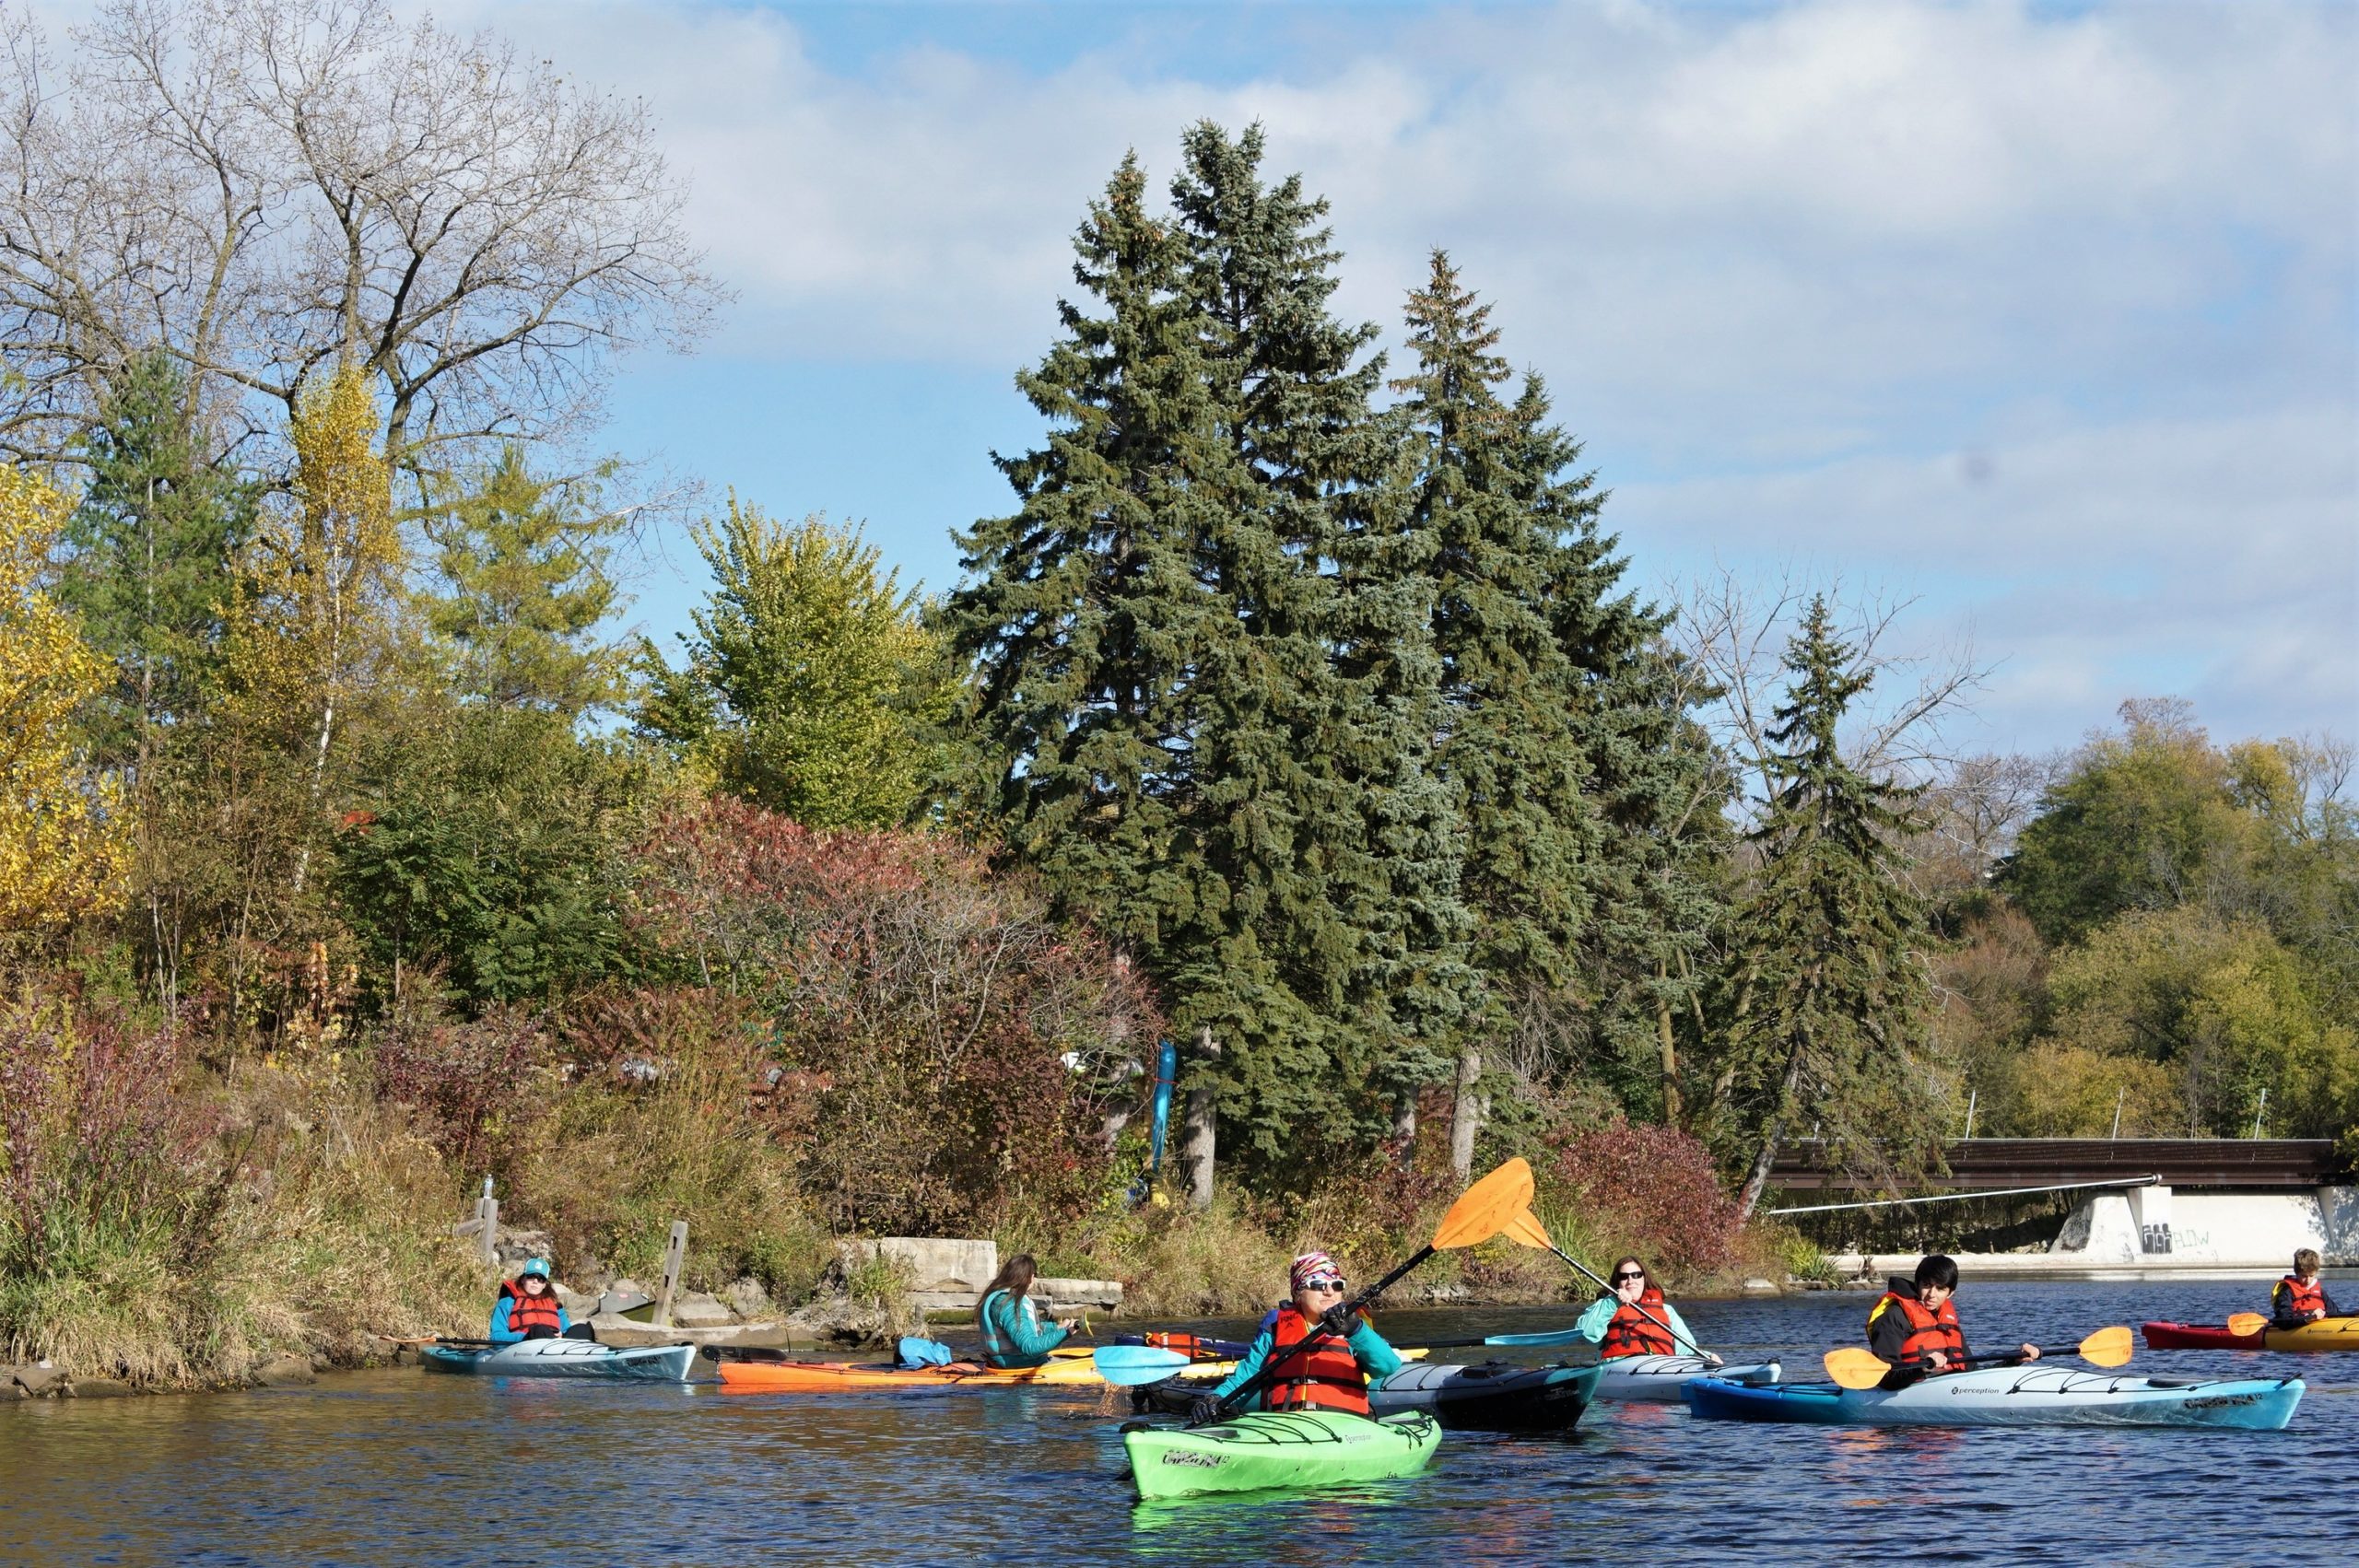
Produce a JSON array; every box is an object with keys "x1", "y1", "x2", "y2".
[{"x1": 1289, "y1": 1251, "x2": 1344, "y2": 1294}]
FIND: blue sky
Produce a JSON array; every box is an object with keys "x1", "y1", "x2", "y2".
[{"x1": 454, "y1": 0, "x2": 2354, "y2": 756}]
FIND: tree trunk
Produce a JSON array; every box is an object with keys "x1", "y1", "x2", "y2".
[
  {"x1": 1656, "y1": 963, "x2": 1684, "y2": 1124},
  {"x1": 1448, "y1": 1044, "x2": 1485, "y2": 1182},
  {"x1": 1735, "y1": 1047, "x2": 1807, "y2": 1223},
  {"x1": 1181, "y1": 1024, "x2": 1220, "y2": 1211}
]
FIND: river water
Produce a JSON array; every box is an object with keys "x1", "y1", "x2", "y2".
[{"x1": 0, "y1": 1280, "x2": 2337, "y2": 1565}]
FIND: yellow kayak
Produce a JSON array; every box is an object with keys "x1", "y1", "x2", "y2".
[{"x1": 2269, "y1": 1316, "x2": 2359, "y2": 1352}]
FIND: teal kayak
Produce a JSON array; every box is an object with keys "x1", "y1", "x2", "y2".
[
  {"x1": 420, "y1": 1340, "x2": 697, "y2": 1381},
  {"x1": 1125, "y1": 1409, "x2": 1441, "y2": 1500},
  {"x1": 1684, "y1": 1366, "x2": 2302, "y2": 1430}
]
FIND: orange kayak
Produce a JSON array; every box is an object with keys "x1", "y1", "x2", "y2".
[{"x1": 715, "y1": 1348, "x2": 1239, "y2": 1393}]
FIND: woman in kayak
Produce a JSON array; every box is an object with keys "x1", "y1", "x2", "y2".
[
  {"x1": 976, "y1": 1254, "x2": 1081, "y2": 1370},
  {"x1": 489, "y1": 1258, "x2": 572, "y2": 1343},
  {"x1": 1574, "y1": 1256, "x2": 1719, "y2": 1363},
  {"x1": 1192, "y1": 1252, "x2": 1402, "y2": 1419},
  {"x1": 2272, "y1": 1248, "x2": 2340, "y2": 1328},
  {"x1": 1867, "y1": 1255, "x2": 2038, "y2": 1388}
]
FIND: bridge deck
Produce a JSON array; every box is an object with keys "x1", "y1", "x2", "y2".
[{"x1": 1768, "y1": 1138, "x2": 2342, "y2": 1192}]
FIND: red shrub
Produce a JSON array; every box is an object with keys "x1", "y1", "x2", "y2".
[
  {"x1": 1545, "y1": 1119, "x2": 1741, "y2": 1279},
  {"x1": 630, "y1": 799, "x2": 1163, "y2": 1234},
  {"x1": 369, "y1": 1001, "x2": 549, "y2": 1186}
]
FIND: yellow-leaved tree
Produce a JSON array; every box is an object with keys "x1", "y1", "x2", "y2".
[{"x1": 0, "y1": 464, "x2": 129, "y2": 932}]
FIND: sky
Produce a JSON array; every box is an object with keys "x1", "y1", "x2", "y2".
[{"x1": 446, "y1": 0, "x2": 2355, "y2": 757}]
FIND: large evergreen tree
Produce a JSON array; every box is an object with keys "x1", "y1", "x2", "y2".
[
  {"x1": 1712, "y1": 597, "x2": 1939, "y2": 1220},
  {"x1": 55, "y1": 350, "x2": 252, "y2": 768}
]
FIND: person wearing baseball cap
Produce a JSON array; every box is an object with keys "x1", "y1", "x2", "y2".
[{"x1": 1193, "y1": 1251, "x2": 1402, "y2": 1420}]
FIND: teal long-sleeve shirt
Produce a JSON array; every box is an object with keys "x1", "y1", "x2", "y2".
[
  {"x1": 488, "y1": 1296, "x2": 572, "y2": 1345},
  {"x1": 979, "y1": 1288, "x2": 1070, "y2": 1369},
  {"x1": 1575, "y1": 1295, "x2": 1699, "y2": 1353},
  {"x1": 1211, "y1": 1317, "x2": 1403, "y2": 1406}
]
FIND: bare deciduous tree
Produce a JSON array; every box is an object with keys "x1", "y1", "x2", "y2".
[{"x1": 0, "y1": 0, "x2": 722, "y2": 474}]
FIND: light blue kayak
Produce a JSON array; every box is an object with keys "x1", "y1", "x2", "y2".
[
  {"x1": 420, "y1": 1339, "x2": 696, "y2": 1382},
  {"x1": 1684, "y1": 1366, "x2": 2302, "y2": 1430}
]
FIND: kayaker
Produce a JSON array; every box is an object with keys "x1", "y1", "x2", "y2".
[
  {"x1": 489, "y1": 1258, "x2": 571, "y2": 1344},
  {"x1": 2271, "y1": 1248, "x2": 2339, "y2": 1328},
  {"x1": 976, "y1": 1254, "x2": 1080, "y2": 1370},
  {"x1": 1192, "y1": 1252, "x2": 1402, "y2": 1419},
  {"x1": 1574, "y1": 1256, "x2": 1719, "y2": 1364},
  {"x1": 1866, "y1": 1254, "x2": 2037, "y2": 1389}
]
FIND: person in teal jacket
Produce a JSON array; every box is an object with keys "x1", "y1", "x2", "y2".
[
  {"x1": 1573, "y1": 1256, "x2": 1718, "y2": 1363},
  {"x1": 1194, "y1": 1252, "x2": 1402, "y2": 1419},
  {"x1": 488, "y1": 1258, "x2": 573, "y2": 1344},
  {"x1": 976, "y1": 1254, "x2": 1079, "y2": 1369}
]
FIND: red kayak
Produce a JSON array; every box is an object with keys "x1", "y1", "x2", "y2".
[{"x1": 2142, "y1": 1320, "x2": 2264, "y2": 1350}]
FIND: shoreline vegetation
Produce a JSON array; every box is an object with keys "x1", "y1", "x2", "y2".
[{"x1": 3, "y1": 4, "x2": 2352, "y2": 1397}]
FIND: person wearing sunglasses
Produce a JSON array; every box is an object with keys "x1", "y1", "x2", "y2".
[
  {"x1": 1866, "y1": 1254, "x2": 2038, "y2": 1388},
  {"x1": 489, "y1": 1258, "x2": 574, "y2": 1344},
  {"x1": 1573, "y1": 1257, "x2": 1717, "y2": 1363},
  {"x1": 1191, "y1": 1252, "x2": 1402, "y2": 1421}
]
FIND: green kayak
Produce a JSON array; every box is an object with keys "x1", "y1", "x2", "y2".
[{"x1": 1124, "y1": 1409, "x2": 1442, "y2": 1501}]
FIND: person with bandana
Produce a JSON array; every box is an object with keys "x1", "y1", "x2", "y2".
[{"x1": 1193, "y1": 1252, "x2": 1402, "y2": 1419}]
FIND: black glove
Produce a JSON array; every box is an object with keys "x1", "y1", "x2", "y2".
[
  {"x1": 522, "y1": 1324, "x2": 558, "y2": 1340},
  {"x1": 1188, "y1": 1394, "x2": 1222, "y2": 1423},
  {"x1": 1320, "y1": 1304, "x2": 1355, "y2": 1337}
]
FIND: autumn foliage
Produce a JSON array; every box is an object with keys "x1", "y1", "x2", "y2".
[{"x1": 1546, "y1": 1118, "x2": 1742, "y2": 1278}]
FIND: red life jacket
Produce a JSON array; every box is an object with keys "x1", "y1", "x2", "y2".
[
  {"x1": 2279, "y1": 1275, "x2": 2325, "y2": 1316},
  {"x1": 501, "y1": 1280, "x2": 564, "y2": 1337},
  {"x1": 1263, "y1": 1306, "x2": 1370, "y2": 1414},
  {"x1": 1872, "y1": 1291, "x2": 1967, "y2": 1372},
  {"x1": 1600, "y1": 1286, "x2": 1679, "y2": 1359}
]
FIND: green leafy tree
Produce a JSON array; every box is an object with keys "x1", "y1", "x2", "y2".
[
  {"x1": 54, "y1": 350, "x2": 252, "y2": 766},
  {"x1": 1713, "y1": 597, "x2": 1940, "y2": 1220},
  {"x1": 422, "y1": 449, "x2": 630, "y2": 720},
  {"x1": 640, "y1": 502, "x2": 945, "y2": 829}
]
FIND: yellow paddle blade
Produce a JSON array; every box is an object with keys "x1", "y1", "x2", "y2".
[
  {"x1": 1822, "y1": 1347, "x2": 1893, "y2": 1390},
  {"x1": 2077, "y1": 1326, "x2": 2134, "y2": 1366},
  {"x1": 1498, "y1": 1206, "x2": 1553, "y2": 1251},
  {"x1": 1431, "y1": 1158, "x2": 1536, "y2": 1249},
  {"x1": 2225, "y1": 1312, "x2": 2268, "y2": 1338}
]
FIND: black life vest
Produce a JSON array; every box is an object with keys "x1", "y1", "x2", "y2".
[
  {"x1": 501, "y1": 1280, "x2": 564, "y2": 1337},
  {"x1": 1600, "y1": 1286, "x2": 1679, "y2": 1359},
  {"x1": 1870, "y1": 1291, "x2": 1966, "y2": 1372},
  {"x1": 1264, "y1": 1306, "x2": 1370, "y2": 1414}
]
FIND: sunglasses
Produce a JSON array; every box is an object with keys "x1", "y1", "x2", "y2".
[
  {"x1": 1303, "y1": 1279, "x2": 1347, "y2": 1293},
  {"x1": 1612, "y1": 1271, "x2": 1646, "y2": 1283}
]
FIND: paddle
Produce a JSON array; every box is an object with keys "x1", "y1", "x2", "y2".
[
  {"x1": 2226, "y1": 1312, "x2": 2269, "y2": 1337},
  {"x1": 1116, "y1": 1323, "x2": 1595, "y2": 1355},
  {"x1": 390, "y1": 1336, "x2": 493, "y2": 1349},
  {"x1": 1823, "y1": 1326, "x2": 2136, "y2": 1390},
  {"x1": 1186, "y1": 1157, "x2": 1535, "y2": 1427},
  {"x1": 1092, "y1": 1346, "x2": 1201, "y2": 1386},
  {"x1": 1496, "y1": 1206, "x2": 1715, "y2": 1363}
]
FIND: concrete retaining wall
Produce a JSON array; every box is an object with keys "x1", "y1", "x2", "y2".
[{"x1": 2049, "y1": 1186, "x2": 2359, "y2": 1270}]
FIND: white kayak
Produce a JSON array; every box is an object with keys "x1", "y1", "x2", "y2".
[
  {"x1": 420, "y1": 1339, "x2": 697, "y2": 1381},
  {"x1": 1685, "y1": 1365, "x2": 2303, "y2": 1429},
  {"x1": 1591, "y1": 1353, "x2": 1781, "y2": 1403}
]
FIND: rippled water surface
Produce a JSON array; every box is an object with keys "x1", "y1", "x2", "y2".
[{"x1": 2, "y1": 1281, "x2": 2341, "y2": 1565}]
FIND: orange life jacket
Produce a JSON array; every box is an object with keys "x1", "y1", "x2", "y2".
[
  {"x1": 1872, "y1": 1291, "x2": 1967, "y2": 1372},
  {"x1": 1264, "y1": 1306, "x2": 1370, "y2": 1414},
  {"x1": 1600, "y1": 1286, "x2": 1679, "y2": 1359},
  {"x1": 2279, "y1": 1274, "x2": 2326, "y2": 1316},
  {"x1": 501, "y1": 1280, "x2": 565, "y2": 1337}
]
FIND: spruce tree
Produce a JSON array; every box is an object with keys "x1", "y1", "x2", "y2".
[
  {"x1": 55, "y1": 350, "x2": 252, "y2": 768},
  {"x1": 1715, "y1": 597, "x2": 1938, "y2": 1220}
]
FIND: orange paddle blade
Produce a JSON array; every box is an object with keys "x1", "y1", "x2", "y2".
[
  {"x1": 1823, "y1": 1347, "x2": 1892, "y2": 1390},
  {"x1": 2077, "y1": 1326, "x2": 2134, "y2": 1366},
  {"x1": 1498, "y1": 1206, "x2": 1553, "y2": 1251},
  {"x1": 2225, "y1": 1312, "x2": 2268, "y2": 1338},
  {"x1": 1431, "y1": 1158, "x2": 1536, "y2": 1249}
]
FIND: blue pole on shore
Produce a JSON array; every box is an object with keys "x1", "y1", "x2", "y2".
[{"x1": 1148, "y1": 1038, "x2": 1176, "y2": 1179}]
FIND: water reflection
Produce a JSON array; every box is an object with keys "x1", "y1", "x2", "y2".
[{"x1": 0, "y1": 1281, "x2": 2337, "y2": 1565}]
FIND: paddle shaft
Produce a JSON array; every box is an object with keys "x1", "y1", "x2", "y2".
[{"x1": 1542, "y1": 1244, "x2": 1709, "y2": 1361}]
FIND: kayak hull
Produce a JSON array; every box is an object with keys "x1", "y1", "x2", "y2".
[
  {"x1": 1368, "y1": 1361, "x2": 1602, "y2": 1432},
  {"x1": 717, "y1": 1349, "x2": 1235, "y2": 1392},
  {"x1": 419, "y1": 1340, "x2": 696, "y2": 1381},
  {"x1": 2144, "y1": 1316, "x2": 2359, "y2": 1352},
  {"x1": 1590, "y1": 1353, "x2": 1781, "y2": 1403},
  {"x1": 1125, "y1": 1409, "x2": 1442, "y2": 1500},
  {"x1": 1684, "y1": 1368, "x2": 2303, "y2": 1430}
]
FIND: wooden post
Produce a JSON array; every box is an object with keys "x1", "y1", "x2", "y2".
[
  {"x1": 479, "y1": 1198, "x2": 499, "y2": 1268},
  {"x1": 653, "y1": 1220, "x2": 689, "y2": 1328}
]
